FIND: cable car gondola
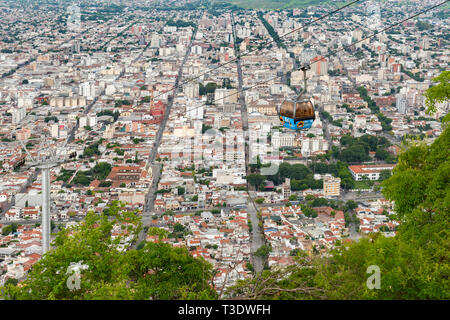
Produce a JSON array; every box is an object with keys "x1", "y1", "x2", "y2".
[{"x1": 277, "y1": 65, "x2": 315, "y2": 131}]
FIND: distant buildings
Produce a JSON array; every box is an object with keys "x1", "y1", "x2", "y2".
[
  {"x1": 323, "y1": 175, "x2": 341, "y2": 197},
  {"x1": 311, "y1": 56, "x2": 328, "y2": 76},
  {"x1": 301, "y1": 137, "x2": 329, "y2": 157},
  {"x1": 272, "y1": 132, "x2": 295, "y2": 149},
  {"x1": 396, "y1": 93, "x2": 408, "y2": 114},
  {"x1": 79, "y1": 81, "x2": 96, "y2": 100},
  {"x1": 11, "y1": 107, "x2": 26, "y2": 125},
  {"x1": 184, "y1": 83, "x2": 199, "y2": 99},
  {"x1": 282, "y1": 178, "x2": 291, "y2": 199},
  {"x1": 348, "y1": 164, "x2": 396, "y2": 181}
]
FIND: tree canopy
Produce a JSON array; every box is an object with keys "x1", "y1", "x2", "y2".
[
  {"x1": 424, "y1": 70, "x2": 450, "y2": 114},
  {"x1": 1, "y1": 201, "x2": 216, "y2": 300}
]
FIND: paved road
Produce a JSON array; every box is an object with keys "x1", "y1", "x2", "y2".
[
  {"x1": 341, "y1": 191, "x2": 384, "y2": 201},
  {"x1": 131, "y1": 27, "x2": 197, "y2": 249},
  {"x1": 348, "y1": 222, "x2": 362, "y2": 241},
  {"x1": 231, "y1": 13, "x2": 265, "y2": 273}
]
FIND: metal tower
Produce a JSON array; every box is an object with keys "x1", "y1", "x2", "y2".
[{"x1": 13, "y1": 128, "x2": 66, "y2": 254}]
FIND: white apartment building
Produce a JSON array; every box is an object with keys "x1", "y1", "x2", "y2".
[
  {"x1": 272, "y1": 132, "x2": 295, "y2": 149},
  {"x1": 79, "y1": 81, "x2": 96, "y2": 100},
  {"x1": 348, "y1": 164, "x2": 396, "y2": 181},
  {"x1": 184, "y1": 83, "x2": 199, "y2": 99},
  {"x1": 301, "y1": 137, "x2": 329, "y2": 157},
  {"x1": 323, "y1": 175, "x2": 341, "y2": 197},
  {"x1": 11, "y1": 107, "x2": 26, "y2": 125}
]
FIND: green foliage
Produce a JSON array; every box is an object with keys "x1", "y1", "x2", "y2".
[
  {"x1": 44, "y1": 116, "x2": 58, "y2": 123},
  {"x1": 247, "y1": 174, "x2": 265, "y2": 190},
  {"x1": 201, "y1": 124, "x2": 213, "y2": 134},
  {"x1": 97, "y1": 110, "x2": 120, "y2": 122},
  {"x1": 177, "y1": 186, "x2": 185, "y2": 195},
  {"x1": 71, "y1": 162, "x2": 112, "y2": 186},
  {"x1": 255, "y1": 245, "x2": 272, "y2": 258},
  {"x1": 1, "y1": 202, "x2": 216, "y2": 300},
  {"x1": 257, "y1": 12, "x2": 286, "y2": 49},
  {"x1": 302, "y1": 206, "x2": 318, "y2": 218},
  {"x1": 379, "y1": 170, "x2": 392, "y2": 181},
  {"x1": 199, "y1": 82, "x2": 218, "y2": 96},
  {"x1": 357, "y1": 86, "x2": 379, "y2": 114},
  {"x1": 311, "y1": 197, "x2": 328, "y2": 207},
  {"x1": 114, "y1": 148, "x2": 125, "y2": 156},
  {"x1": 173, "y1": 223, "x2": 185, "y2": 233},
  {"x1": 334, "y1": 134, "x2": 391, "y2": 163},
  {"x1": 2, "y1": 223, "x2": 18, "y2": 235},
  {"x1": 344, "y1": 200, "x2": 358, "y2": 212},
  {"x1": 424, "y1": 71, "x2": 450, "y2": 114},
  {"x1": 83, "y1": 139, "x2": 104, "y2": 158},
  {"x1": 381, "y1": 124, "x2": 449, "y2": 221},
  {"x1": 376, "y1": 113, "x2": 393, "y2": 132},
  {"x1": 56, "y1": 168, "x2": 75, "y2": 183},
  {"x1": 166, "y1": 19, "x2": 197, "y2": 28}
]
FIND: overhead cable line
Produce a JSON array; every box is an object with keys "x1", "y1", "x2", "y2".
[
  {"x1": 174, "y1": 0, "x2": 449, "y2": 118},
  {"x1": 150, "y1": 0, "x2": 366, "y2": 102}
]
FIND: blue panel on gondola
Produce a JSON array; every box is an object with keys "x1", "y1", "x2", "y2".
[{"x1": 281, "y1": 116, "x2": 314, "y2": 131}]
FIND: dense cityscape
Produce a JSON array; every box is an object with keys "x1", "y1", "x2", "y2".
[{"x1": 0, "y1": 0, "x2": 448, "y2": 300}]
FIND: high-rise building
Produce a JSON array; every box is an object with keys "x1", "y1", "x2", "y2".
[
  {"x1": 301, "y1": 137, "x2": 329, "y2": 157},
  {"x1": 311, "y1": 56, "x2": 328, "y2": 76},
  {"x1": 184, "y1": 83, "x2": 199, "y2": 99},
  {"x1": 282, "y1": 178, "x2": 291, "y2": 200},
  {"x1": 396, "y1": 93, "x2": 407, "y2": 114},
  {"x1": 11, "y1": 107, "x2": 26, "y2": 125},
  {"x1": 50, "y1": 124, "x2": 59, "y2": 138},
  {"x1": 323, "y1": 175, "x2": 341, "y2": 197},
  {"x1": 150, "y1": 34, "x2": 160, "y2": 48},
  {"x1": 79, "y1": 81, "x2": 96, "y2": 100},
  {"x1": 272, "y1": 132, "x2": 295, "y2": 149}
]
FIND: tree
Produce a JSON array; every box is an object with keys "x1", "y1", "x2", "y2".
[
  {"x1": 379, "y1": 170, "x2": 392, "y2": 181},
  {"x1": 173, "y1": 223, "x2": 185, "y2": 233},
  {"x1": 177, "y1": 186, "x2": 185, "y2": 195},
  {"x1": 91, "y1": 162, "x2": 112, "y2": 180},
  {"x1": 247, "y1": 174, "x2": 265, "y2": 190},
  {"x1": 255, "y1": 245, "x2": 272, "y2": 258},
  {"x1": 424, "y1": 71, "x2": 450, "y2": 114},
  {"x1": 114, "y1": 148, "x2": 125, "y2": 156},
  {"x1": 1, "y1": 202, "x2": 216, "y2": 300},
  {"x1": 312, "y1": 198, "x2": 328, "y2": 207},
  {"x1": 302, "y1": 207, "x2": 317, "y2": 218},
  {"x1": 344, "y1": 200, "x2": 358, "y2": 212},
  {"x1": 375, "y1": 148, "x2": 389, "y2": 160}
]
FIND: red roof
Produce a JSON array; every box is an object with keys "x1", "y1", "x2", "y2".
[{"x1": 348, "y1": 164, "x2": 396, "y2": 174}]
